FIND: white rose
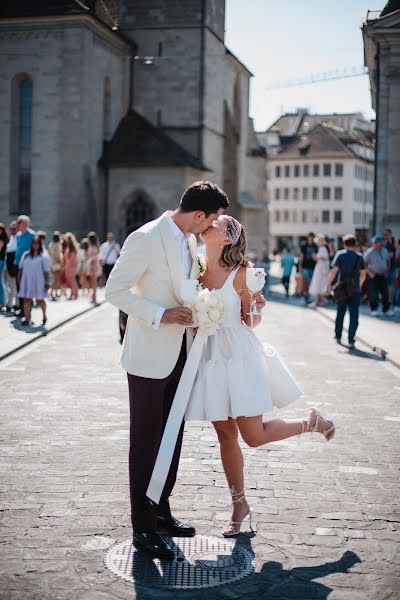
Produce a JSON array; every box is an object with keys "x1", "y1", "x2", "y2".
[
  {"x1": 207, "y1": 294, "x2": 219, "y2": 307},
  {"x1": 197, "y1": 312, "x2": 209, "y2": 324},
  {"x1": 208, "y1": 308, "x2": 221, "y2": 322},
  {"x1": 195, "y1": 302, "x2": 208, "y2": 313}
]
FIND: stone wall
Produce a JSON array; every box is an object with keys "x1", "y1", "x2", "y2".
[{"x1": 0, "y1": 18, "x2": 128, "y2": 238}]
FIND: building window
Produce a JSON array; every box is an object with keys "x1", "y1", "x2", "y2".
[
  {"x1": 274, "y1": 210, "x2": 280, "y2": 222},
  {"x1": 284, "y1": 165, "x2": 290, "y2": 177},
  {"x1": 125, "y1": 191, "x2": 155, "y2": 236},
  {"x1": 323, "y1": 163, "x2": 331, "y2": 176},
  {"x1": 275, "y1": 165, "x2": 281, "y2": 177},
  {"x1": 322, "y1": 210, "x2": 330, "y2": 223},
  {"x1": 293, "y1": 187, "x2": 299, "y2": 200},
  {"x1": 322, "y1": 187, "x2": 331, "y2": 200},
  {"x1": 283, "y1": 210, "x2": 289, "y2": 222},
  {"x1": 284, "y1": 187, "x2": 289, "y2": 200},
  {"x1": 294, "y1": 165, "x2": 300, "y2": 177},
  {"x1": 10, "y1": 75, "x2": 33, "y2": 214},
  {"x1": 313, "y1": 164, "x2": 320, "y2": 176},
  {"x1": 335, "y1": 163, "x2": 343, "y2": 177},
  {"x1": 334, "y1": 187, "x2": 343, "y2": 200},
  {"x1": 303, "y1": 187, "x2": 308, "y2": 200},
  {"x1": 312, "y1": 187, "x2": 319, "y2": 200},
  {"x1": 275, "y1": 188, "x2": 280, "y2": 200},
  {"x1": 292, "y1": 209, "x2": 297, "y2": 222},
  {"x1": 311, "y1": 209, "x2": 319, "y2": 222},
  {"x1": 301, "y1": 210, "x2": 307, "y2": 223},
  {"x1": 334, "y1": 210, "x2": 342, "y2": 224},
  {"x1": 303, "y1": 164, "x2": 309, "y2": 177}
]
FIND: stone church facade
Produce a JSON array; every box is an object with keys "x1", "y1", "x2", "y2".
[
  {"x1": 363, "y1": 0, "x2": 400, "y2": 238},
  {"x1": 0, "y1": 0, "x2": 267, "y2": 256}
]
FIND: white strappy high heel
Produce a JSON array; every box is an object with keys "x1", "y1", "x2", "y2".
[
  {"x1": 301, "y1": 403, "x2": 336, "y2": 441},
  {"x1": 222, "y1": 488, "x2": 254, "y2": 537}
]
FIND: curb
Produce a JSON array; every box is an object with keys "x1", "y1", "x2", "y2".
[
  {"x1": 315, "y1": 306, "x2": 400, "y2": 369},
  {"x1": 0, "y1": 301, "x2": 105, "y2": 362}
]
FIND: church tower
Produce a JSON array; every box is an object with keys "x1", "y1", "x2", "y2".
[{"x1": 117, "y1": 0, "x2": 226, "y2": 161}]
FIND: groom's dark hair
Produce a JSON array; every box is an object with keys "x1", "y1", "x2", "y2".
[{"x1": 179, "y1": 181, "x2": 229, "y2": 216}]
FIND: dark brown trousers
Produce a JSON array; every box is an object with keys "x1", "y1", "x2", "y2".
[{"x1": 127, "y1": 337, "x2": 186, "y2": 532}]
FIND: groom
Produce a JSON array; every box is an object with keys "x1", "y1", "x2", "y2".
[{"x1": 105, "y1": 181, "x2": 229, "y2": 559}]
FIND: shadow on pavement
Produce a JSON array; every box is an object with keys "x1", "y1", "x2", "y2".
[{"x1": 129, "y1": 534, "x2": 361, "y2": 600}]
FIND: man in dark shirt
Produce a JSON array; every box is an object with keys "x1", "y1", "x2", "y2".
[
  {"x1": 324, "y1": 234, "x2": 366, "y2": 350},
  {"x1": 384, "y1": 228, "x2": 396, "y2": 305},
  {"x1": 299, "y1": 232, "x2": 318, "y2": 304}
]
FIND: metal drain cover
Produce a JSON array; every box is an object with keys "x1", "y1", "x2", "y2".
[{"x1": 104, "y1": 535, "x2": 254, "y2": 589}]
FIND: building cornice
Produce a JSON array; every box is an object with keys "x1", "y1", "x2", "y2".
[{"x1": 0, "y1": 14, "x2": 131, "y2": 52}]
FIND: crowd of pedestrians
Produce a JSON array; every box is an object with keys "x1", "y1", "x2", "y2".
[
  {"x1": 278, "y1": 229, "x2": 399, "y2": 349},
  {"x1": 0, "y1": 215, "x2": 121, "y2": 326}
]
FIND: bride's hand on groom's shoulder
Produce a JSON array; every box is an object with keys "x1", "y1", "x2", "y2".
[{"x1": 161, "y1": 307, "x2": 193, "y2": 325}]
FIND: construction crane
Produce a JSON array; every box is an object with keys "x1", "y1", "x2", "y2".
[{"x1": 265, "y1": 66, "x2": 369, "y2": 91}]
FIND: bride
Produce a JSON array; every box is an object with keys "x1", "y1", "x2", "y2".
[{"x1": 184, "y1": 215, "x2": 336, "y2": 537}]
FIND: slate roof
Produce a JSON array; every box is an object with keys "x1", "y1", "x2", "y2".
[
  {"x1": 0, "y1": 0, "x2": 116, "y2": 28},
  {"x1": 381, "y1": 0, "x2": 400, "y2": 17},
  {"x1": 274, "y1": 123, "x2": 374, "y2": 161},
  {"x1": 99, "y1": 110, "x2": 208, "y2": 171}
]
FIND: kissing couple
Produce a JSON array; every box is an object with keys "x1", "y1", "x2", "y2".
[{"x1": 105, "y1": 181, "x2": 335, "y2": 560}]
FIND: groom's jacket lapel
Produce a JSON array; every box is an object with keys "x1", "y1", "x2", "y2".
[
  {"x1": 158, "y1": 213, "x2": 184, "y2": 301},
  {"x1": 188, "y1": 235, "x2": 198, "y2": 280}
]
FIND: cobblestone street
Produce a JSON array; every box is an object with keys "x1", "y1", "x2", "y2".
[{"x1": 1, "y1": 299, "x2": 399, "y2": 600}]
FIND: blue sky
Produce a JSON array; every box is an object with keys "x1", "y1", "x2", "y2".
[{"x1": 225, "y1": 0, "x2": 385, "y2": 130}]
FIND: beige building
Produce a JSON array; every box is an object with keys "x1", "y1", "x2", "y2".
[
  {"x1": 265, "y1": 120, "x2": 375, "y2": 251},
  {"x1": 0, "y1": 1, "x2": 266, "y2": 255},
  {"x1": 362, "y1": 0, "x2": 400, "y2": 238}
]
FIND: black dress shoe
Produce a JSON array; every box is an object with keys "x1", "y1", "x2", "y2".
[
  {"x1": 156, "y1": 515, "x2": 196, "y2": 537},
  {"x1": 132, "y1": 532, "x2": 175, "y2": 560}
]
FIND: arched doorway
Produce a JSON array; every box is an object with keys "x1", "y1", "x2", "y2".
[{"x1": 124, "y1": 190, "x2": 155, "y2": 237}]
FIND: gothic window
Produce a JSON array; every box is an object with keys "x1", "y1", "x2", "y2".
[
  {"x1": 10, "y1": 74, "x2": 33, "y2": 214},
  {"x1": 125, "y1": 192, "x2": 155, "y2": 236}
]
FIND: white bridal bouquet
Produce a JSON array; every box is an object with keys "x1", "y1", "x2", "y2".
[
  {"x1": 191, "y1": 287, "x2": 225, "y2": 336},
  {"x1": 180, "y1": 280, "x2": 225, "y2": 336}
]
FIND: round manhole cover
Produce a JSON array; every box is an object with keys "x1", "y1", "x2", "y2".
[{"x1": 104, "y1": 535, "x2": 254, "y2": 589}]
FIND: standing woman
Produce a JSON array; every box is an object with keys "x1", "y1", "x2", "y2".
[
  {"x1": 0, "y1": 223, "x2": 9, "y2": 310},
  {"x1": 309, "y1": 234, "x2": 330, "y2": 308},
  {"x1": 48, "y1": 231, "x2": 63, "y2": 300},
  {"x1": 86, "y1": 231, "x2": 102, "y2": 303},
  {"x1": 78, "y1": 238, "x2": 89, "y2": 294},
  {"x1": 18, "y1": 236, "x2": 50, "y2": 325},
  {"x1": 63, "y1": 233, "x2": 80, "y2": 300}
]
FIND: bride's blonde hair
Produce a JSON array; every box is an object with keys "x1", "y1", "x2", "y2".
[{"x1": 219, "y1": 227, "x2": 251, "y2": 270}]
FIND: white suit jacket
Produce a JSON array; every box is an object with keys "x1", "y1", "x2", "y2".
[{"x1": 105, "y1": 212, "x2": 198, "y2": 378}]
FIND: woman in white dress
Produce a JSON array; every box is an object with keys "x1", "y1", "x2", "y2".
[
  {"x1": 309, "y1": 234, "x2": 330, "y2": 308},
  {"x1": 185, "y1": 216, "x2": 335, "y2": 537}
]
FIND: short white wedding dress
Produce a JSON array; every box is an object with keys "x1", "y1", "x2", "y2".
[{"x1": 185, "y1": 267, "x2": 304, "y2": 422}]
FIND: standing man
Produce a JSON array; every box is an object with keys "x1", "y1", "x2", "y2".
[
  {"x1": 299, "y1": 232, "x2": 318, "y2": 305},
  {"x1": 383, "y1": 228, "x2": 396, "y2": 305},
  {"x1": 105, "y1": 181, "x2": 228, "y2": 560},
  {"x1": 4, "y1": 221, "x2": 18, "y2": 311},
  {"x1": 281, "y1": 248, "x2": 296, "y2": 298},
  {"x1": 324, "y1": 234, "x2": 366, "y2": 350},
  {"x1": 364, "y1": 235, "x2": 394, "y2": 317},
  {"x1": 14, "y1": 215, "x2": 36, "y2": 316},
  {"x1": 100, "y1": 232, "x2": 121, "y2": 283}
]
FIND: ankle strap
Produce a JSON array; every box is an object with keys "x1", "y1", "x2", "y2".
[{"x1": 230, "y1": 486, "x2": 246, "y2": 504}]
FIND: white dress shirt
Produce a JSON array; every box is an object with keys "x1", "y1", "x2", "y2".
[{"x1": 152, "y1": 215, "x2": 193, "y2": 328}]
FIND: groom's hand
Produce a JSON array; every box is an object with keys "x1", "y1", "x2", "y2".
[{"x1": 161, "y1": 307, "x2": 193, "y2": 325}]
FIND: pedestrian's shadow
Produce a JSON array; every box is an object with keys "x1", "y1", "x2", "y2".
[
  {"x1": 233, "y1": 536, "x2": 361, "y2": 599},
  {"x1": 10, "y1": 317, "x2": 46, "y2": 334}
]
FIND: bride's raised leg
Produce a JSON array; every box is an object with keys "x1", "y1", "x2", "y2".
[
  {"x1": 213, "y1": 419, "x2": 252, "y2": 536},
  {"x1": 236, "y1": 408, "x2": 335, "y2": 447}
]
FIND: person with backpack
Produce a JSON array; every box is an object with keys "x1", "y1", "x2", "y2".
[{"x1": 324, "y1": 234, "x2": 366, "y2": 350}]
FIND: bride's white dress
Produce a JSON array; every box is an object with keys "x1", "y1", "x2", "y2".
[{"x1": 185, "y1": 267, "x2": 304, "y2": 422}]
